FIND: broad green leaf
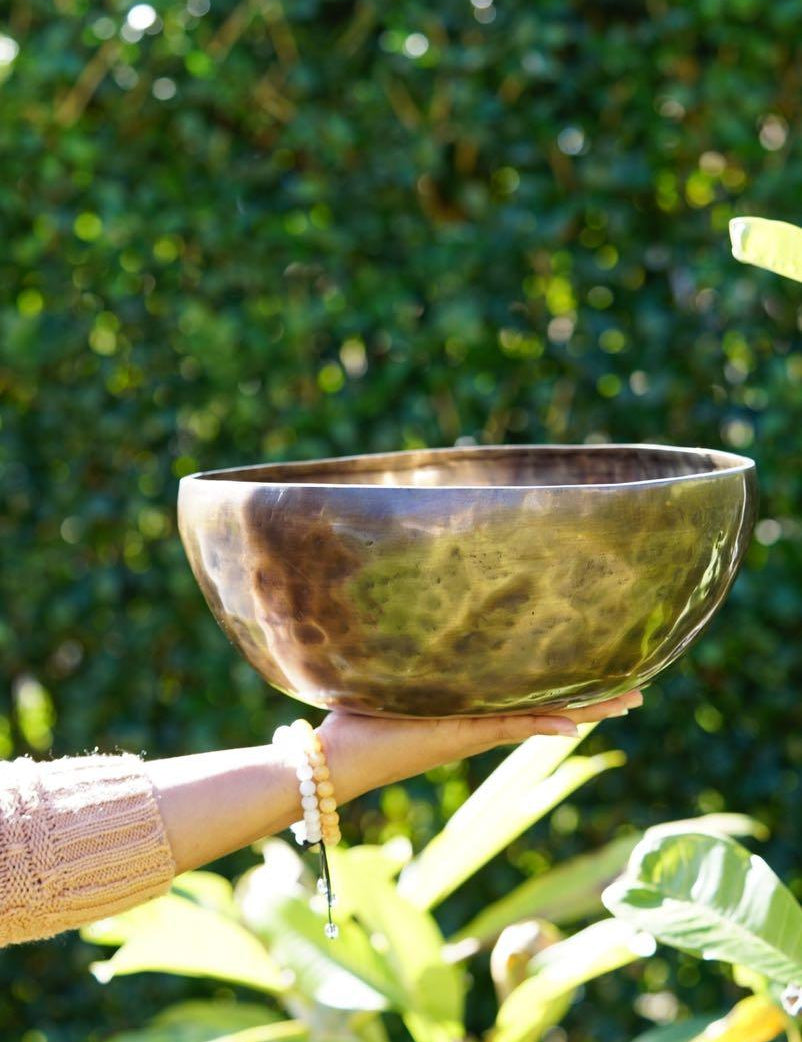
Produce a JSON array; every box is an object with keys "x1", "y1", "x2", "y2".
[
  {"x1": 452, "y1": 812, "x2": 766, "y2": 953},
  {"x1": 398, "y1": 725, "x2": 621, "y2": 910},
  {"x1": 631, "y1": 1018, "x2": 724, "y2": 1042},
  {"x1": 87, "y1": 894, "x2": 286, "y2": 993},
  {"x1": 328, "y1": 846, "x2": 464, "y2": 1042},
  {"x1": 494, "y1": 919, "x2": 655, "y2": 1042},
  {"x1": 603, "y1": 830, "x2": 802, "y2": 984},
  {"x1": 104, "y1": 1001, "x2": 293, "y2": 1042},
  {"x1": 245, "y1": 891, "x2": 406, "y2": 1011},
  {"x1": 730, "y1": 216, "x2": 802, "y2": 282}
]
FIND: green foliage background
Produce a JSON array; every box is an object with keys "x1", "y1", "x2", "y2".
[{"x1": 2, "y1": 0, "x2": 802, "y2": 1038}]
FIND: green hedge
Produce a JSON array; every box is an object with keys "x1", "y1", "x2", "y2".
[{"x1": 2, "y1": 0, "x2": 802, "y2": 1037}]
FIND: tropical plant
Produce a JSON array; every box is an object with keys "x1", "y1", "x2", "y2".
[
  {"x1": 80, "y1": 726, "x2": 762, "y2": 1042},
  {"x1": 604, "y1": 828, "x2": 802, "y2": 1042}
]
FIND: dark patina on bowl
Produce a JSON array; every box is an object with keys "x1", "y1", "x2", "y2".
[{"x1": 178, "y1": 444, "x2": 756, "y2": 718}]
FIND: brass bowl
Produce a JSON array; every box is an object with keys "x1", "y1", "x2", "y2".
[{"x1": 178, "y1": 444, "x2": 756, "y2": 718}]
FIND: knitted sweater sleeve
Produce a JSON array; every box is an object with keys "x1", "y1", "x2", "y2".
[{"x1": 0, "y1": 752, "x2": 177, "y2": 948}]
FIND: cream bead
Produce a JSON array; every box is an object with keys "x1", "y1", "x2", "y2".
[
  {"x1": 322, "y1": 828, "x2": 342, "y2": 846},
  {"x1": 316, "y1": 780, "x2": 334, "y2": 799},
  {"x1": 318, "y1": 796, "x2": 337, "y2": 813},
  {"x1": 321, "y1": 811, "x2": 339, "y2": 827},
  {"x1": 312, "y1": 765, "x2": 330, "y2": 782}
]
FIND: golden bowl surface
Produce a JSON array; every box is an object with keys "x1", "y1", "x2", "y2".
[{"x1": 178, "y1": 444, "x2": 756, "y2": 717}]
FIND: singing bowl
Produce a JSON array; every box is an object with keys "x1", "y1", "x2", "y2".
[{"x1": 178, "y1": 444, "x2": 756, "y2": 718}]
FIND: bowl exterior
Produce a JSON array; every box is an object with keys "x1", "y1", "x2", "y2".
[{"x1": 178, "y1": 458, "x2": 756, "y2": 717}]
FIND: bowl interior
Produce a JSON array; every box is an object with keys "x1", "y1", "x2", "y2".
[{"x1": 197, "y1": 444, "x2": 749, "y2": 489}]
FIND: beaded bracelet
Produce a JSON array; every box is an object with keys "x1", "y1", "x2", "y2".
[{"x1": 272, "y1": 718, "x2": 340, "y2": 938}]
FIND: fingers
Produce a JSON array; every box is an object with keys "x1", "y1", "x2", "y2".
[
  {"x1": 319, "y1": 688, "x2": 646, "y2": 796},
  {"x1": 467, "y1": 689, "x2": 643, "y2": 753},
  {"x1": 557, "y1": 689, "x2": 643, "y2": 725}
]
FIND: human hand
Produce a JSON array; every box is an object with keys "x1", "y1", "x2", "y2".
[{"x1": 318, "y1": 688, "x2": 643, "y2": 804}]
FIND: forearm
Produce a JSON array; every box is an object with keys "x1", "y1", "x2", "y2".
[
  {"x1": 142, "y1": 729, "x2": 385, "y2": 874},
  {"x1": 138, "y1": 688, "x2": 643, "y2": 876},
  {"x1": 144, "y1": 743, "x2": 303, "y2": 874}
]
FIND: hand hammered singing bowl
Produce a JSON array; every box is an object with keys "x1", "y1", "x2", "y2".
[{"x1": 177, "y1": 444, "x2": 756, "y2": 718}]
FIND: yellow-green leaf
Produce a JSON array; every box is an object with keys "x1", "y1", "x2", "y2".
[
  {"x1": 687, "y1": 994, "x2": 785, "y2": 1042},
  {"x1": 494, "y1": 919, "x2": 655, "y2": 1042},
  {"x1": 398, "y1": 724, "x2": 620, "y2": 911},
  {"x1": 730, "y1": 216, "x2": 802, "y2": 282},
  {"x1": 86, "y1": 894, "x2": 286, "y2": 993}
]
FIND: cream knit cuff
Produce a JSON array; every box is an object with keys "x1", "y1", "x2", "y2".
[{"x1": 0, "y1": 752, "x2": 177, "y2": 947}]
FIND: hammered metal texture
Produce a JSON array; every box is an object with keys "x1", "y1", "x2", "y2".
[{"x1": 178, "y1": 445, "x2": 756, "y2": 718}]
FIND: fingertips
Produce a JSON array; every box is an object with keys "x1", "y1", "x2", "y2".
[{"x1": 528, "y1": 715, "x2": 579, "y2": 737}]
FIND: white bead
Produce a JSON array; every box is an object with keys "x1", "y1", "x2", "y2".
[
  {"x1": 296, "y1": 764, "x2": 314, "y2": 781},
  {"x1": 306, "y1": 825, "x2": 322, "y2": 844},
  {"x1": 301, "y1": 794, "x2": 318, "y2": 810},
  {"x1": 272, "y1": 725, "x2": 293, "y2": 746},
  {"x1": 299, "y1": 780, "x2": 316, "y2": 797}
]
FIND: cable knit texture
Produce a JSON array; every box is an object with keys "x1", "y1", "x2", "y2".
[{"x1": 0, "y1": 752, "x2": 176, "y2": 947}]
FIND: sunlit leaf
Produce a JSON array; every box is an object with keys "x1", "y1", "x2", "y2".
[
  {"x1": 603, "y1": 830, "x2": 802, "y2": 984},
  {"x1": 730, "y1": 216, "x2": 802, "y2": 282},
  {"x1": 684, "y1": 995, "x2": 784, "y2": 1042},
  {"x1": 494, "y1": 919, "x2": 655, "y2": 1042},
  {"x1": 241, "y1": 889, "x2": 405, "y2": 1011},
  {"x1": 171, "y1": 870, "x2": 238, "y2": 917},
  {"x1": 398, "y1": 725, "x2": 621, "y2": 911},
  {"x1": 328, "y1": 846, "x2": 464, "y2": 1042},
  {"x1": 647, "y1": 814, "x2": 770, "y2": 843},
  {"x1": 86, "y1": 894, "x2": 286, "y2": 993}
]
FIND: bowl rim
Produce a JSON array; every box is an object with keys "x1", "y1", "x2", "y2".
[{"x1": 180, "y1": 443, "x2": 756, "y2": 493}]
